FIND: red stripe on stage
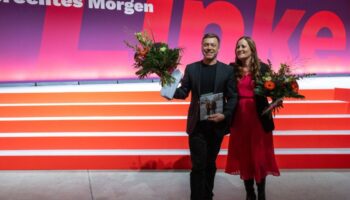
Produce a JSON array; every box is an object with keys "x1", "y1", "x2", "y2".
[
  {"x1": 0, "y1": 154, "x2": 349, "y2": 170},
  {"x1": 0, "y1": 104, "x2": 189, "y2": 117},
  {"x1": 1, "y1": 134, "x2": 350, "y2": 150},
  {"x1": 0, "y1": 117, "x2": 349, "y2": 132},
  {"x1": 0, "y1": 101, "x2": 348, "y2": 117},
  {"x1": 0, "y1": 89, "x2": 334, "y2": 104}
]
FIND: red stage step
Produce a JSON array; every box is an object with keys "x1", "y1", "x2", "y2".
[
  {"x1": 0, "y1": 87, "x2": 349, "y2": 170},
  {"x1": 0, "y1": 100, "x2": 348, "y2": 117},
  {"x1": 1, "y1": 131, "x2": 350, "y2": 150},
  {"x1": 0, "y1": 89, "x2": 336, "y2": 103},
  {"x1": 0, "y1": 153, "x2": 349, "y2": 170},
  {"x1": 0, "y1": 115, "x2": 349, "y2": 132}
]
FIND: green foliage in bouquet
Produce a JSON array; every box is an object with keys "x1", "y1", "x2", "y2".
[
  {"x1": 125, "y1": 31, "x2": 182, "y2": 86},
  {"x1": 254, "y1": 60, "x2": 316, "y2": 115}
]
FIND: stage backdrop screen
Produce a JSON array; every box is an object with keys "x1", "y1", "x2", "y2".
[{"x1": 0, "y1": 0, "x2": 349, "y2": 82}]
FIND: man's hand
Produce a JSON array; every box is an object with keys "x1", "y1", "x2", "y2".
[{"x1": 207, "y1": 113, "x2": 225, "y2": 123}]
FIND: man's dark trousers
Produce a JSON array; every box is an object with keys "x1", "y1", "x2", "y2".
[{"x1": 189, "y1": 121, "x2": 224, "y2": 200}]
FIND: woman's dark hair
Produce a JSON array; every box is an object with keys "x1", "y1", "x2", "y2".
[{"x1": 233, "y1": 36, "x2": 260, "y2": 81}]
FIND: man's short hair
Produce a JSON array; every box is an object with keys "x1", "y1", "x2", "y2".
[{"x1": 202, "y1": 33, "x2": 221, "y2": 45}]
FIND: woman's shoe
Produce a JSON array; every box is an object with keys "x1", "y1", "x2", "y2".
[
  {"x1": 244, "y1": 179, "x2": 256, "y2": 200},
  {"x1": 257, "y1": 178, "x2": 266, "y2": 200}
]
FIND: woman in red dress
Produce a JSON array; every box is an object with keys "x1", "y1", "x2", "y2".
[{"x1": 225, "y1": 36, "x2": 280, "y2": 200}]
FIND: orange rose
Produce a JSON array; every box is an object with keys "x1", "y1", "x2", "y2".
[
  {"x1": 291, "y1": 81, "x2": 299, "y2": 92},
  {"x1": 137, "y1": 46, "x2": 149, "y2": 57},
  {"x1": 134, "y1": 52, "x2": 145, "y2": 62},
  {"x1": 264, "y1": 81, "x2": 275, "y2": 90}
]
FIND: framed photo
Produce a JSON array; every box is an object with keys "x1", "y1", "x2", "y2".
[{"x1": 199, "y1": 92, "x2": 223, "y2": 121}]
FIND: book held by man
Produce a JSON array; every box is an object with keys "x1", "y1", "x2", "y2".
[
  {"x1": 199, "y1": 92, "x2": 223, "y2": 121},
  {"x1": 160, "y1": 69, "x2": 183, "y2": 100}
]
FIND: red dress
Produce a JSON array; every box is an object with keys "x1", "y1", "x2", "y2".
[{"x1": 225, "y1": 74, "x2": 280, "y2": 183}]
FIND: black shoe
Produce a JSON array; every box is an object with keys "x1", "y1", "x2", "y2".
[
  {"x1": 257, "y1": 178, "x2": 266, "y2": 200},
  {"x1": 244, "y1": 179, "x2": 256, "y2": 200}
]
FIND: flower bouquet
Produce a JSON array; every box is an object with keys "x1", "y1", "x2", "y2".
[
  {"x1": 254, "y1": 61, "x2": 315, "y2": 115},
  {"x1": 125, "y1": 31, "x2": 182, "y2": 87}
]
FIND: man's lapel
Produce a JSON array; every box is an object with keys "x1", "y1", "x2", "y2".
[
  {"x1": 194, "y1": 62, "x2": 202, "y2": 95},
  {"x1": 214, "y1": 62, "x2": 222, "y2": 93}
]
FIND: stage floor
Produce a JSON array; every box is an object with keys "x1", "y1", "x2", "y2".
[{"x1": 0, "y1": 170, "x2": 349, "y2": 200}]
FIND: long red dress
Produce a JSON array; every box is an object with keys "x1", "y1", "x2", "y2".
[{"x1": 225, "y1": 74, "x2": 280, "y2": 183}]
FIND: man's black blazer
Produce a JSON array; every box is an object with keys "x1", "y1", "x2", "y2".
[{"x1": 174, "y1": 61, "x2": 237, "y2": 136}]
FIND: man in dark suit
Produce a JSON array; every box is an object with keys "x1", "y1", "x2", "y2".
[{"x1": 172, "y1": 33, "x2": 237, "y2": 200}]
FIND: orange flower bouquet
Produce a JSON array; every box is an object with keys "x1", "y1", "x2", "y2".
[
  {"x1": 254, "y1": 61, "x2": 315, "y2": 115},
  {"x1": 125, "y1": 31, "x2": 182, "y2": 86}
]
